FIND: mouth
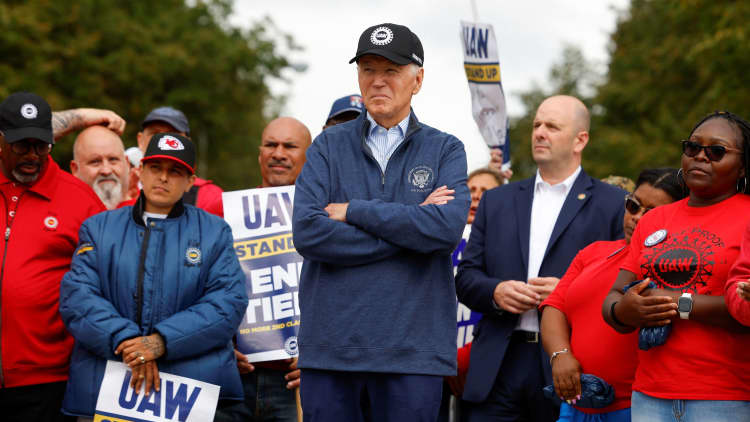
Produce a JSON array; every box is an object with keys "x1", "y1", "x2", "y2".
[
  {"x1": 17, "y1": 162, "x2": 40, "y2": 174},
  {"x1": 687, "y1": 167, "x2": 710, "y2": 176}
]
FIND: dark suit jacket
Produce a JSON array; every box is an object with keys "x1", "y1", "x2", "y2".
[{"x1": 455, "y1": 169, "x2": 625, "y2": 403}]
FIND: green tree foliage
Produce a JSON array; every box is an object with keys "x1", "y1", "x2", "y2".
[
  {"x1": 510, "y1": 1, "x2": 750, "y2": 181},
  {"x1": 508, "y1": 45, "x2": 599, "y2": 180},
  {"x1": 596, "y1": 0, "x2": 750, "y2": 179},
  {"x1": 0, "y1": 0, "x2": 296, "y2": 189}
]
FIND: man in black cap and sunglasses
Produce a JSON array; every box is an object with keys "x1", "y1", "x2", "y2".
[
  {"x1": 0, "y1": 92, "x2": 105, "y2": 420},
  {"x1": 293, "y1": 23, "x2": 470, "y2": 421}
]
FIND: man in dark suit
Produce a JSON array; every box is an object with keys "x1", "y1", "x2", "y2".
[{"x1": 456, "y1": 95, "x2": 625, "y2": 421}]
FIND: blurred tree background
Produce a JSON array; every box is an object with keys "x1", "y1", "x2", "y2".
[
  {"x1": 0, "y1": 0, "x2": 297, "y2": 189},
  {"x1": 508, "y1": 0, "x2": 750, "y2": 181}
]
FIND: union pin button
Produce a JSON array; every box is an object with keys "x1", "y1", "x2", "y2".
[
  {"x1": 644, "y1": 229, "x2": 667, "y2": 247},
  {"x1": 577, "y1": 193, "x2": 586, "y2": 200}
]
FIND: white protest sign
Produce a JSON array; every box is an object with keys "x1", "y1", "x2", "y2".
[
  {"x1": 223, "y1": 186, "x2": 301, "y2": 363},
  {"x1": 93, "y1": 361, "x2": 219, "y2": 422},
  {"x1": 460, "y1": 20, "x2": 510, "y2": 160}
]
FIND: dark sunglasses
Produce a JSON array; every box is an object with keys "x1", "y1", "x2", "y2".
[
  {"x1": 624, "y1": 194, "x2": 652, "y2": 216},
  {"x1": 10, "y1": 141, "x2": 52, "y2": 156},
  {"x1": 681, "y1": 140, "x2": 741, "y2": 162}
]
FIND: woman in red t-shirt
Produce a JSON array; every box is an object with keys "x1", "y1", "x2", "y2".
[
  {"x1": 602, "y1": 111, "x2": 750, "y2": 421},
  {"x1": 540, "y1": 168, "x2": 685, "y2": 422}
]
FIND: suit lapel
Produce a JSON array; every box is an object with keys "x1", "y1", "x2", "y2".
[
  {"x1": 516, "y1": 178, "x2": 535, "y2": 273},
  {"x1": 544, "y1": 170, "x2": 593, "y2": 258}
]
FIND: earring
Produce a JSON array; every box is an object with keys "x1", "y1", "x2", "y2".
[{"x1": 738, "y1": 176, "x2": 747, "y2": 193}]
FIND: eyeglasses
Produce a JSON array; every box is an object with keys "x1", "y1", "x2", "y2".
[
  {"x1": 681, "y1": 140, "x2": 742, "y2": 162},
  {"x1": 10, "y1": 141, "x2": 52, "y2": 156},
  {"x1": 624, "y1": 194, "x2": 652, "y2": 216}
]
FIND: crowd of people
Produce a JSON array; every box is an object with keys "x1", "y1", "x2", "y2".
[{"x1": 0, "y1": 20, "x2": 749, "y2": 422}]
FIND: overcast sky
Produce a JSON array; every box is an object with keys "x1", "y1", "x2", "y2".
[{"x1": 231, "y1": 0, "x2": 630, "y2": 171}]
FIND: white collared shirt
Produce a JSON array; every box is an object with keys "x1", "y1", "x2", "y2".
[
  {"x1": 516, "y1": 166, "x2": 582, "y2": 332},
  {"x1": 365, "y1": 112, "x2": 410, "y2": 173}
]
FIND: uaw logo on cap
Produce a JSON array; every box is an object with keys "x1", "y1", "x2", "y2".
[
  {"x1": 350, "y1": 96, "x2": 362, "y2": 107},
  {"x1": 370, "y1": 26, "x2": 394, "y2": 45},
  {"x1": 185, "y1": 246, "x2": 202, "y2": 265},
  {"x1": 158, "y1": 135, "x2": 185, "y2": 151},
  {"x1": 408, "y1": 165, "x2": 434, "y2": 190},
  {"x1": 20, "y1": 103, "x2": 38, "y2": 119}
]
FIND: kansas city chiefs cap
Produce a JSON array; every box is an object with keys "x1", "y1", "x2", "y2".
[{"x1": 142, "y1": 132, "x2": 195, "y2": 174}]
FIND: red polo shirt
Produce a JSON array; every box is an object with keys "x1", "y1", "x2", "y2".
[{"x1": 0, "y1": 158, "x2": 105, "y2": 388}]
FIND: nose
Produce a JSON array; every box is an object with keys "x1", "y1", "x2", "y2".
[
  {"x1": 632, "y1": 208, "x2": 647, "y2": 225},
  {"x1": 271, "y1": 145, "x2": 286, "y2": 160},
  {"x1": 100, "y1": 161, "x2": 113, "y2": 175},
  {"x1": 693, "y1": 146, "x2": 711, "y2": 162}
]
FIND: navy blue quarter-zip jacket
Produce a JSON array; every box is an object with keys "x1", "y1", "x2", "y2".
[{"x1": 293, "y1": 110, "x2": 470, "y2": 376}]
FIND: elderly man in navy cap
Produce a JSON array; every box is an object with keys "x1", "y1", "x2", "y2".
[{"x1": 293, "y1": 23, "x2": 470, "y2": 422}]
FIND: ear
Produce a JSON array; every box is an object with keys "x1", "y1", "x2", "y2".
[
  {"x1": 184, "y1": 174, "x2": 196, "y2": 193},
  {"x1": 412, "y1": 67, "x2": 424, "y2": 95},
  {"x1": 70, "y1": 160, "x2": 79, "y2": 176},
  {"x1": 573, "y1": 131, "x2": 589, "y2": 154},
  {"x1": 136, "y1": 131, "x2": 147, "y2": 152}
]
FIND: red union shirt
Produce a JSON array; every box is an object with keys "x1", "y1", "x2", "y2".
[
  {"x1": 0, "y1": 159, "x2": 104, "y2": 387},
  {"x1": 542, "y1": 239, "x2": 637, "y2": 414},
  {"x1": 621, "y1": 194, "x2": 750, "y2": 400}
]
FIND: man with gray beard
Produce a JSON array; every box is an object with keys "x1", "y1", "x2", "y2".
[{"x1": 71, "y1": 126, "x2": 130, "y2": 209}]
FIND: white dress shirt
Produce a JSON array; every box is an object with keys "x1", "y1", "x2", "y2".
[{"x1": 516, "y1": 166, "x2": 582, "y2": 332}]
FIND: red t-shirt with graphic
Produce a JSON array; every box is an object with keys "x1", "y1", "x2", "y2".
[
  {"x1": 542, "y1": 239, "x2": 638, "y2": 414},
  {"x1": 621, "y1": 194, "x2": 750, "y2": 400}
]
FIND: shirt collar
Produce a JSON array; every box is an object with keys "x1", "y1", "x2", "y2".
[
  {"x1": 366, "y1": 112, "x2": 410, "y2": 138},
  {"x1": 534, "y1": 166, "x2": 582, "y2": 194}
]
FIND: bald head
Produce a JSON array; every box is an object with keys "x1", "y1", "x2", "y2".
[
  {"x1": 259, "y1": 117, "x2": 311, "y2": 187},
  {"x1": 540, "y1": 95, "x2": 590, "y2": 133},
  {"x1": 71, "y1": 126, "x2": 129, "y2": 209},
  {"x1": 531, "y1": 95, "x2": 590, "y2": 182}
]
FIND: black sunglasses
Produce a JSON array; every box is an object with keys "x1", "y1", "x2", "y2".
[
  {"x1": 9, "y1": 140, "x2": 52, "y2": 156},
  {"x1": 624, "y1": 194, "x2": 652, "y2": 216},
  {"x1": 681, "y1": 140, "x2": 741, "y2": 162}
]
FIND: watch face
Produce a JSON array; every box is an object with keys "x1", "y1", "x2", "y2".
[{"x1": 678, "y1": 296, "x2": 692, "y2": 312}]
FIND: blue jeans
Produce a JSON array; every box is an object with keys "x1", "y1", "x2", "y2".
[
  {"x1": 631, "y1": 391, "x2": 750, "y2": 422},
  {"x1": 557, "y1": 403, "x2": 630, "y2": 422},
  {"x1": 214, "y1": 368, "x2": 297, "y2": 422}
]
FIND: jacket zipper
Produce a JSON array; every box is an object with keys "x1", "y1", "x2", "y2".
[
  {"x1": 135, "y1": 221, "x2": 154, "y2": 329},
  {"x1": 0, "y1": 191, "x2": 24, "y2": 387}
]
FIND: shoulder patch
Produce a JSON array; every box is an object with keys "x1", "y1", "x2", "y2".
[{"x1": 76, "y1": 242, "x2": 94, "y2": 255}]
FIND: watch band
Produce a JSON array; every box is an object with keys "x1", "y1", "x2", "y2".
[{"x1": 679, "y1": 292, "x2": 693, "y2": 319}]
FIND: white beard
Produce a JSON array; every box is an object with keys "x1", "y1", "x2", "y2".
[{"x1": 92, "y1": 175, "x2": 124, "y2": 210}]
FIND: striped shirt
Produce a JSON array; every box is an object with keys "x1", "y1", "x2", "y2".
[{"x1": 365, "y1": 112, "x2": 410, "y2": 173}]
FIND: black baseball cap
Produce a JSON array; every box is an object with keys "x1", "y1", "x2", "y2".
[
  {"x1": 349, "y1": 23, "x2": 424, "y2": 66},
  {"x1": 0, "y1": 92, "x2": 53, "y2": 144},
  {"x1": 142, "y1": 132, "x2": 195, "y2": 174},
  {"x1": 141, "y1": 106, "x2": 190, "y2": 135}
]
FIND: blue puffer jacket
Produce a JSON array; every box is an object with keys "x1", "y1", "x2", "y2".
[{"x1": 59, "y1": 195, "x2": 248, "y2": 417}]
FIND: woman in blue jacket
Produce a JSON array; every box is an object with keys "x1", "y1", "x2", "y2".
[{"x1": 59, "y1": 133, "x2": 248, "y2": 418}]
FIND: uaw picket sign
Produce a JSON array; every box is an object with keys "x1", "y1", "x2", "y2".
[
  {"x1": 93, "y1": 361, "x2": 219, "y2": 422},
  {"x1": 223, "y1": 185, "x2": 302, "y2": 362},
  {"x1": 452, "y1": 225, "x2": 482, "y2": 347}
]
